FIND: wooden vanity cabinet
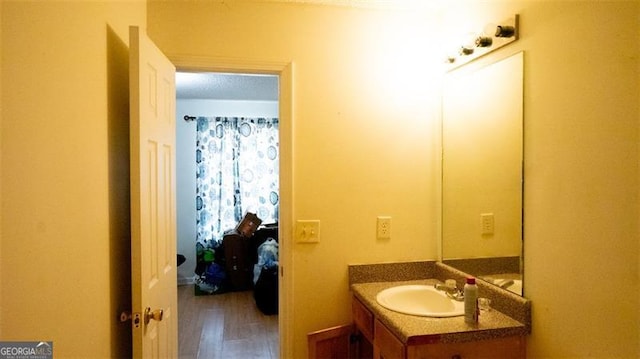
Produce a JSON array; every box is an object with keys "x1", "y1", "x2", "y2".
[
  {"x1": 374, "y1": 318, "x2": 404, "y2": 359},
  {"x1": 352, "y1": 297, "x2": 526, "y2": 359},
  {"x1": 307, "y1": 297, "x2": 374, "y2": 359},
  {"x1": 405, "y1": 336, "x2": 525, "y2": 359},
  {"x1": 352, "y1": 295, "x2": 374, "y2": 343},
  {"x1": 309, "y1": 297, "x2": 525, "y2": 359}
]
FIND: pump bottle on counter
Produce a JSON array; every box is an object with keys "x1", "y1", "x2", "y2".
[{"x1": 464, "y1": 277, "x2": 479, "y2": 324}]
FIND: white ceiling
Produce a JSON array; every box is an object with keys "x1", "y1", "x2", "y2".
[{"x1": 176, "y1": 72, "x2": 279, "y2": 101}]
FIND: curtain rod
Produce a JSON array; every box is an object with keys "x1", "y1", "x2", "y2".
[{"x1": 183, "y1": 116, "x2": 279, "y2": 123}]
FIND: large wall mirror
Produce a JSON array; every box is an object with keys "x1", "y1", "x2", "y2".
[{"x1": 441, "y1": 52, "x2": 524, "y2": 296}]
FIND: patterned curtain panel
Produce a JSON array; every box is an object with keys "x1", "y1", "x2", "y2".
[{"x1": 195, "y1": 117, "x2": 279, "y2": 249}]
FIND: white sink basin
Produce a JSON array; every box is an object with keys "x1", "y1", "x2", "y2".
[{"x1": 376, "y1": 284, "x2": 465, "y2": 317}]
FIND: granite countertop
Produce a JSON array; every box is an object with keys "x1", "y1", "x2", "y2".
[{"x1": 351, "y1": 279, "x2": 529, "y2": 346}]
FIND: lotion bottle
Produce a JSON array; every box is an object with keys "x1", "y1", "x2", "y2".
[{"x1": 464, "y1": 277, "x2": 479, "y2": 324}]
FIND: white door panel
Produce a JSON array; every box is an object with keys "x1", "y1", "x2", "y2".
[{"x1": 129, "y1": 25, "x2": 177, "y2": 358}]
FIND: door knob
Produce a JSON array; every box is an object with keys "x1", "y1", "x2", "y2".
[{"x1": 144, "y1": 307, "x2": 164, "y2": 324}]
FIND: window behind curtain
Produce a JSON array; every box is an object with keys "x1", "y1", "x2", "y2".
[{"x1": 195, "y1": 117, "x2": 279, "y2": 248}]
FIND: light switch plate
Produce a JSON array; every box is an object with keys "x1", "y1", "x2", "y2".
[{"x1": 296, "y1": 220, "x2": 320, "y2": 243}]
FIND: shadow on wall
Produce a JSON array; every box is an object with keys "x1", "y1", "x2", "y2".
[{"x1": 106, "y1": 25, "x2": 132, "y2": 358}]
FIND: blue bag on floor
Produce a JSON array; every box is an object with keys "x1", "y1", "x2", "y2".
[{"x1": 204, "y1": 262, "x2": 226, "y2": 286}]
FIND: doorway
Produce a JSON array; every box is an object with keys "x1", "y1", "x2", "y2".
[{"x1": 175, "y1": 71, "x2": 281, "y2": 358}]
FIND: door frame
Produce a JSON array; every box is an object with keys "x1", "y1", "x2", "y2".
[{"x1": 171, "y1": 55, "x2": 294, "y2": 359}]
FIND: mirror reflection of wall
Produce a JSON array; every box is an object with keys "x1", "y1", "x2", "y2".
[{"x1": 442, "y1": 52, "x2": 524, "y2": 295}]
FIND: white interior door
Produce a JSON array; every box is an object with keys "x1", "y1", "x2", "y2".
[{"x1": 129, "y1": 25, "x2": 178, "y2": 358}]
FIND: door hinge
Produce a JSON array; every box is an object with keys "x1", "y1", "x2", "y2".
[{"x1": 120, "y1": 311, "x2": 142, "y2": 329}]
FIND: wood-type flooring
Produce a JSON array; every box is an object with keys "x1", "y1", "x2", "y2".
[{"x1": 178, "y1": 284, "x2": 278, "y2": 359}]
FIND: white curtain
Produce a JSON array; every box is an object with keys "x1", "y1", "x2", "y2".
[{"x1": 195, "y1": 117, "x2": 279, "y2": 249}]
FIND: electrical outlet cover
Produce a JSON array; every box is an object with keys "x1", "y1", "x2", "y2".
[
  {"x1": 377, "y1": 216, "x2": 391, "y2": 239},
  {"x1": 481, "y1": 213, "x2": 494, "y2": 235}
]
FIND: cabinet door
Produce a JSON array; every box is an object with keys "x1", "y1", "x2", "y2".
[
  {"x1": 308, "y1": 324, "x2": 354, "y2": 359},
  {"x1": 353, "y1": 298, "x2": 374, "y2": 342},
  {"x1": 407, "y1": 336, "x2": 526, "y2": 359},
  {"x1": 374, "y1": 319, "x2": 405, "y2": 359}
]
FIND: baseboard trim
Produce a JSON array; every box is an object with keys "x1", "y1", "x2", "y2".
[{"x1": 178, "y1": 276, "x2": 195, "y2": 286}]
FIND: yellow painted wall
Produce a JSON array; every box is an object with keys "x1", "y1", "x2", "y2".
[
  {"x1": 442, "y1": 1, "x2": 639, "y2": 357},
  {"x1": 0, "y1": 0, "x2": 3, "y2": 339},
  {"x1": 0, "y1": 1, "x2": 637, "y2": 358},
  {"x1": 519, "y1": 3, "x2": 637, "y2": 357},
  {"x1": 148, "y1": 2, "x2": 442, "y2": 357},
  {"x1": 148, "y1": 1, "x2": 640, "y2": 357},
  {"x1": 0, "y1": 1, "x2": 146, "y2": 357}
]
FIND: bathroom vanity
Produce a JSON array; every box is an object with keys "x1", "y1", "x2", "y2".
[
  {"x1": 351, "y1": 279, "x2": 526, "y2": 359},
  {"x1": 308, "y1": 261, "x2": 530, "y2": 359}
]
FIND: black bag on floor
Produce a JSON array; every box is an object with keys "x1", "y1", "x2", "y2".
[{"x1": 254, "y1": 265, "x2": 278, "y2": 315}]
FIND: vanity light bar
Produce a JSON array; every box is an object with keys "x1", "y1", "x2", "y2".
[{"x1": 445, "y1": 15, "x2": 519, "y2": 72}]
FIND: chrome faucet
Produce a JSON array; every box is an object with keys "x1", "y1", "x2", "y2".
[{"x1": 434, "y1": 280, "x2": 464, "y2": 301}]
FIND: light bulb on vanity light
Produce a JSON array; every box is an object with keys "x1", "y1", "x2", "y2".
[
  {"x1": 495, "y1": 24, "x2": 516, "y2": 37},
  {"x1": 459, "y1": 32, "x2": 477, "y2": 56}
]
